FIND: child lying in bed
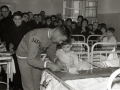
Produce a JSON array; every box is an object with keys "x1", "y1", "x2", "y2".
[{"x1": 56, "y1": 39, "x2": 90, "y2": 74}]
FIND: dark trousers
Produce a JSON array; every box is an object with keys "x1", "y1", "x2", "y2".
[{"x1": 12, "y1": 54, "x2": 23, "y2": 90}]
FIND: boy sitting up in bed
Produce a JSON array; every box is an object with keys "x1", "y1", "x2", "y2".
[
  {"x1": 56, "y1": 39, "x2": 79, "y2": 74},
  {"x1": 95, "y1": 27, "x2": 119, "y2": 67},
  {"x1": 99, "y1": 27, "x2": 116, "y2": 46},
  {"x1": 56, "y1": 39, "x2": 90, "y2": 74}
]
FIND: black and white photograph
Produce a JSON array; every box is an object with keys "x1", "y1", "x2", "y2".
[{"x1": 0, "y1": 0, "x2": 120, "y2": 90}]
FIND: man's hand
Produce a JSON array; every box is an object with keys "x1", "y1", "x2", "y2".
[
  {"x1": 46, "y1": 62, "x2": 61, "y2": 71},
  {"x1": 55, "y1": 59, "x2": 64, "y2": 70},
  {"x1": 9, "y1": 43, "x2": 14, "y2": 51}
]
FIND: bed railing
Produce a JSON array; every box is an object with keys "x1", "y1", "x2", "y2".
[
  {"x1": 72, "y1": 35, "x2": 86, "y2": 43},
  {"x1": 90, "y1": 42, "x2": 120, "y2": 70}
]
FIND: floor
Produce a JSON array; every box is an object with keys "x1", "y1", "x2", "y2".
[{"x1": 0, "y1": 76, "x2": 13, "y2": 90}]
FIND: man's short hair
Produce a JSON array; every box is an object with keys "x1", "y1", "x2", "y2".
[
  {"x1": 45, "y1": 16, "x2": 51, "y2": 21},
  {"x1": 22, "y1": 12, "x2": 29, "y2": 17},
  {"x1": 51, "y1": 15, "x2": 56, "y2": 19},
  {"x1": 72, "y1": 21, "x2": 77, "y2": 25},
  {"x1": 81, "y1": 18, "x2": 88, "y2": 24},
  {"x1": 34, "y1": 14, "x2": 39, "y2": 17},
  {"x1": 77, "y1": 15, "x2": 83, "y2": 20},
  {"x1": 0, "y1": 5, "x2": 9, "y2": 10},
  {"x1": 56, "y1": 25, "x2": 71, "y2": 39},
  {"x1": 66, "y1": 18, "x2": 72, "y2": 23},
  {"x1": 61, "y1": 39, "x2": 71, "y2": 46},
  {"x1": 58, "y1": 19, "x2": 64, "y2": 24},
  {"x1": 108, "y1": 27, "x2": 115, "y2": 33},
  {"x1": 100, "y1": 25, "x2": 107, "y2": 31},
  {"x1": 13, "y1": 11, "x2": 22, "y2": 18}
]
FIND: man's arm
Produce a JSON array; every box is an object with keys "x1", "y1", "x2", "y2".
[
  {"x1": 47, "y1": 44, "x2": 56, "y2": 62},
  {"x1": 27, "y1": 37, "x2": 61, "y2": 71},
  {"x1": 27, "y1": 37, "x2": 45, "y2": 68}
]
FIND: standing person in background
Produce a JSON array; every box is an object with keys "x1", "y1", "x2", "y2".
[
  {"x1": 0, "y1": 9, "x2": 3, "y2": 39},
  {"x1": 0, "y1": 5, "x2": 13, "y2": 50},
  {"x1": 0, "y1": 10, "x2": 3, "y2": 22},
  {"x1": 22, "y1": 12, "x2": 29, "y2": 23},
  {"x1": 51, "y1": 15, "x2": 57, "y2": 23},
  {"x1": 56, "y1": 13, "x2": 62, "y2": 20},
  {"x1": 32, "y1": 14, "x2": 42, "y2": 29},
  {"x1": 28, "y1": 11, "x2": 34, "y2": 21},
  {"x1": 40, "y1": 11, "x2": 45, "y2": 19},
  {"x1": 9, "y1": 11, "x2": 30, "y2": 90},
  {"x1": 27, "y1": 12, "x2": 36, "y2": 30},
  {"x1": 58, "y1": 19, "x2": 64, "y2": 26},
  {"x1": 16, "y1": 25, "x2": 71, "y2": 90},
  {"x1": 41, "y1": 18, "x2": 46, "y2": 28},
  {"x1": 45, "y1": 16, "x2": 54, "y2": 28}
]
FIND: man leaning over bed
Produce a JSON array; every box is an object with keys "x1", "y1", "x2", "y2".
[{"x1": 16, "y1": 25, "x2": 71, "y2": 90}]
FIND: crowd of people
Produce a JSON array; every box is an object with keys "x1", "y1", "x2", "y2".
[{"x1": 0, "y1": 5, "x2": 117, "y2": 90}]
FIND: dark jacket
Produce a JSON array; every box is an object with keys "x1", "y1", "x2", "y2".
[{"x1": 11, "y1": 23, "x2": 30, "y2": 50}]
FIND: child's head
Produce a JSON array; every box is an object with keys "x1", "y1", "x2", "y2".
[
  {"x1": 58, "y1": 19, "x2": 64, "y2": 26},
  {"x1": 81, "y1": 18, "x2": 88, "y2": 27},
  {"x1": 100, "y1": 26, "x2": 107, "y2": 34},
  {"x1": 61, "y1": 39, "x2": 72, "y2": 52},
  {"x1": 88, "y1": 24, "x2": 93, "y2": 30},
  {"x1": 66, "y1": 18, "x2": 72, "y2": 26},
  {"x1": 71, "y1": 21, "x2": 77, "y2": 29},
  {"x1": 77, "y1": 15, "x2": 83, "y2": 22},
  {"x1": 46, "y1": 16, "x2": 52, "y2": 25},
  {"x1": 107, "y1": 27, "x2": 115, "y2": 37},
  {"x1": 13, "y1": 11, "x2": 22, "y2": 27},
  {"x1": 93, "y1": 22, "x2": 99, "y2": 30},
  {"x1": 22, "y1": 12, "x2": 29, "y2": 22}
]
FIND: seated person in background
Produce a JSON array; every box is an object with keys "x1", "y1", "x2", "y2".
[
  {"x1": 56, "y1": 39, "x2": 79, "y2": 74},
  {"x1": 71, "y1": 21, "x2": 78, "y2": 35},
  {"x1": 65, "y1": 18, "x2": 72, "y2": 33},
  {"x1": 88, "y1": 24, "x2": 93, "y2": 31},
  {"x1": 97, "y1": 25, "x2": 107, "y2": 41},
  {"x1": 80, "y1": 19, "x2": 90, "y2": 39},
  {"x1": 89, "y1": 22, "x2": 102, "y2": 35},
  {"x1": 76, "y1": 15, "x2": 83, "y2": 28}
]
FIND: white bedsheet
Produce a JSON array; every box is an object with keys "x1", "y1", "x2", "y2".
[{"x1": 40, "y1": 71, "x2": 120, "y2": 90}]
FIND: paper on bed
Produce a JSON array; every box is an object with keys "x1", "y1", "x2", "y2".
[{"x1": 69, "y1": 67, "x2": 79, "y2": 74}]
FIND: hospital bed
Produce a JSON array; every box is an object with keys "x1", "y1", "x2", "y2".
[
  {"x1": 0, "y1": 51, "x2": 15, "y2": 90},
  {"x1": 87, "y1": 35, "x2": 102, "y2": 48},
  {"x1": 71, "y1": 35, "x2": 85, "y2": 43},
  {"x1": 40, "y1": 43, "x2": 120, "y2": 90},
  {"x1": 90, "y1": 42, "x2": 120, "y2": 70}
]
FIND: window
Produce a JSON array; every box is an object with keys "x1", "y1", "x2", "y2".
[{"x1": 63, "y1": 0, "x2": 98, "y2": 23}]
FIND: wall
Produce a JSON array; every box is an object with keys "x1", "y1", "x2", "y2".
[
  {"x1": 0, "y1": 0, "x2": 63, "y2": 15},
  {"x1": 97, "y1": 0, "x2": 120, "y2": 41}
]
